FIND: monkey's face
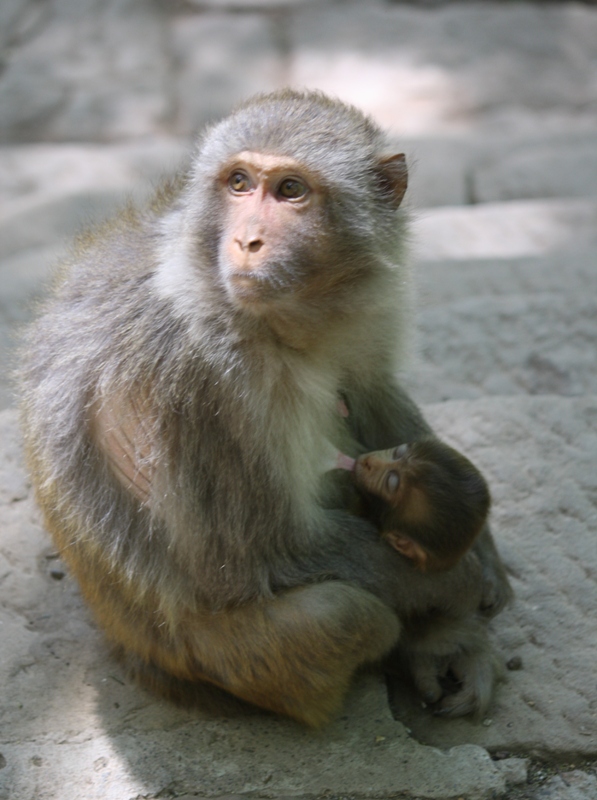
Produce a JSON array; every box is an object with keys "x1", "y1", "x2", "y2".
[
  {"x1": 215, "y1": 152, "x2": 340, "y2": 312},
  {"x1": 354, "y1": 445, "x2": 432, "y2": 526},
  {"x1": 354, "y1": 445, "x2": 410, "y2": 506}
]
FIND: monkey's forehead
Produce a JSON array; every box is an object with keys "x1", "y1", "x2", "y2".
[{"x1": 196, "y1": 89, "x2": 387, "y2": 178}]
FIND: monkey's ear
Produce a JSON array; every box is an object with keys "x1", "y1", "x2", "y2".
[
  {"x1": 376, "y1": 154, "x2": 408, "y2": 208},
  {"x1": 383, "y1": 530, "x2": 428, "y2": 570}
]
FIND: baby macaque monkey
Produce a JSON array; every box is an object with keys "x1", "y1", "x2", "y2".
[
  {"x1": 335, "y1": 440, "x2": 496, "y2": 718},
  {"x1": 348, "y1": 441, "x2": 491, "y2": 572}
]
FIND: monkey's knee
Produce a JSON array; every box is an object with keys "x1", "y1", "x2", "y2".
[
  {"x1": 187, "y1": 582, "x2": 400, "y2": 727},
  {"x1": 287, "y1": 582, "x2": 401, "y2": 663}
]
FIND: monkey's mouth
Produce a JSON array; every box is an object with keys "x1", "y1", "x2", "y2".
[
  {"x1": 226, "y1": 266, "x2": 297, "y2": 308},
  {"x1": 225, "y1": 272, "x2": 278, "y2": 311}
]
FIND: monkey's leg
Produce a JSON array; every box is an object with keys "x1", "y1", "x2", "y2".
[
  {"x1": 177, "y1": 582, "x2": 401, "y2": 726},
  {"x1": 66, "y1": 544, "x2": 400, "y2": 727}
]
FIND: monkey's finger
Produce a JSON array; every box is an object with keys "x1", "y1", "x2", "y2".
[
  {"x1": 478, "y1": 576, "x2": 507, "y2": 617},
  {"x1": 410, "y1": 659, "x2": 445, "y2": 705},
  {"x1": 434, "y1": 651, "x2": 495, "y2": 719},
  {"x1": 433, "y1": 685, "x2": 478, "y2": 718}
]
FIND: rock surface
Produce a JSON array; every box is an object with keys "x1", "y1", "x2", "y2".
[{"x1": 1, "y1": 1, "x2": 597, "y2": 798}]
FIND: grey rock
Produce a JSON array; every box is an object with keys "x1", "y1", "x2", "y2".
[
  {"x1": 2, "y1": 1, "x2": 597, "y2": 145},
  {"x1": 0, "y1": 190, "x2": 130, "y2": 263},
  {"x1": 171, "y1": 12, "x2": 284, "y2": 135},
  {"x1": 0, "y1": 0, "x2": 171, "y2": 143},
  {"x1": 0, "y1": 141, "x2": 189, "y2": 209},
  {"x1": 0, "y1": 245, "x2": 65, "y2": 307},
  {"x1": 290, "y1": 2, "x2": 597, "y2": 137},
  {"x1": 394, "y1": 137, "x2": 472, "y2": 208},
  {"x1": 472, "y1": 135, "x2": 597, "y2": 203},
  {"x1": 185, "y1": 0, "x2": 322, "y2": 7},
  {"x1": 495, "y1": 756, "x2": 529, "y2": 788},
  {"x1": 535, "y1": 770, "x2": 597, "y2": 800},
  {"x1": 0, "y1": 244, "x2": 65, "y2": 408},
  {"x1": 413, "y1": 199, "x2": 597, "y2": 260},
  {"x1": 0, "y1": 141, "x2": 189, "y2": 259},
  {"x1": 404, "y1": 290, "x2": 597, "y2": 403},
  {"x1": 415, "y1": 250, "x2": 597, "y2": 309},
  {"x1": 0, "y1": 0, "x2": 49, "y2": 52}
]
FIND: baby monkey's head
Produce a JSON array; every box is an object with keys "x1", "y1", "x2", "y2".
[{"x1": 354, "y1": 440, "x2": 491, "y2": 571}]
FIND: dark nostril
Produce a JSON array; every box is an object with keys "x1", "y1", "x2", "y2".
[{"x1": 247, "y1": 239, "x2": 263, "y2": 253}]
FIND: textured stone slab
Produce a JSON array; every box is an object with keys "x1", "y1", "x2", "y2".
[
  {"x1": 403, "y1": 290, "x2": 597, "y2": 403},
  {"x1": 388, "y1": 396, "x2": 597, "y2": 758},
  {"x1": 415, "y1": 250, "x2": 597, "y2": 309},
  {"x1": 0, "y1": 410, "x2": 524, "y2": 800},
  {"x1": 0, "y1": 245, "x2": 66, "y2": 410}
]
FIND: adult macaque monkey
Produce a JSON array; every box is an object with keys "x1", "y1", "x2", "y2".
[
  {"x1": 350, "y1": 440, "x2": 491, "y2": 572},
  {"x1": 20, "y1": 89, "x2": 511, "y2": 726}
]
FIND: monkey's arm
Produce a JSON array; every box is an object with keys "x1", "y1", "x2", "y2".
[{"x1": 344, "y1": 379, "x2": 432, "y2": 452}]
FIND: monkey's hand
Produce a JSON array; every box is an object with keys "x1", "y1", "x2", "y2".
[
  {"x1": 474, "y1": 525, "x2": 513, "y2": 618},
  {"x1": 400, "y1": 617, "x2": 501, "y2": 720},
  {"x1": 433, "y1": 648, "x2": 502, "y2": 719}
]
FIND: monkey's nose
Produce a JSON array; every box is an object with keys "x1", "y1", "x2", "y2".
[
  {"x1": 247, "y1": 238, "x2": 263, "y2": 253},
  {"x1": 234, "y1": 236, "x2": 264, "y2": 255}
]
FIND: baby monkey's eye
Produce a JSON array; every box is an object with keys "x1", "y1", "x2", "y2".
[
  {"x1": 229, "y1": 171, "x2": 252, "y2": 193},
  {"x1": 386, "y1": 471, "x2": 400, "y2": 494},
  {"x1": 393, "y1": 443, "x2": 409, "y2": 460},
  {"x1": 278, "y1": 178, "x2": 308, "y2": 199}
]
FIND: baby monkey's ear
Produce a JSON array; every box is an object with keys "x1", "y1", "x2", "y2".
[{"x1": 383, "y1": 530, "x2": 428, "y2": 571}]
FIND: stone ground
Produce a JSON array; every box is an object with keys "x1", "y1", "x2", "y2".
[{"x1": 1, "y1": 1, "x2": 597, "y2": 798}]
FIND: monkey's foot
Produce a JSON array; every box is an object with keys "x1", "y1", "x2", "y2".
[{"x1": 407, "y1": 646, "x2": 500, "y2": 721}]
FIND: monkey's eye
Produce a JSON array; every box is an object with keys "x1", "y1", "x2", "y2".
[
  {"x1": 386, "y1": 471, "x2": 400, "y2": 494},
  {"x1": 228, "y1": 171, "x2": 252, "y2": 193},
  {"x1": 393, "y1": 444, "x2": 409, "y2": 460},
  {"x1": 278, "y1": 178, "x2": 308, "y2": 200}
]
